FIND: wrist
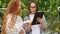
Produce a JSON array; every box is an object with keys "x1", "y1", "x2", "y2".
[{"x1": 40, "y1": 21, "x2": 43, "y2": 24}]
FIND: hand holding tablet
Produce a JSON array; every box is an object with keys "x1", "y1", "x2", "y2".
[
  {"x1": 37, "y1": 17, "x2": 43, "y2": 24},
  {"x1": 32, "y1": 12, "x2": 44, "y2": 25}
]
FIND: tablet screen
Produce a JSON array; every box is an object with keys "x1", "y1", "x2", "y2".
[{"x1": 32, "y1": 12, "x2": 44, "y2": 25}]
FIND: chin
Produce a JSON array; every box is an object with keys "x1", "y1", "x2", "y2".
[{"x1": 33, "y1": 12, "x2": 36, "y2": 14}]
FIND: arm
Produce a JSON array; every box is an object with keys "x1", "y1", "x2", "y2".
[
  {"x1": 41, "y1": 15, "x2": 47, "y2": 30},
  {"x1": 27, "y1": 22, "x2": 32, "y2": 32},
  {"x1": 23, "y1": 16, "x2": 32, "y2": 32},
  {"x1": 40, "y1": 22, "x2": 46, "y2": 30},
  {"x1": 37, "y1": 15, "x2": 47, "y2": 30},
  {"x1": 23, "y1": 20, "x2": 32, "y2": 32},
  {"x1": 20, "y1": 29, "x2": 25, "y2": 34}
]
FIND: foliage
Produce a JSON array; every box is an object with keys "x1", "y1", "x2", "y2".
[{"x1": 0, "y1": 0, "x2": 60, "y2": 34}]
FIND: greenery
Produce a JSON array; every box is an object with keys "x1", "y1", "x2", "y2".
[{"x1": 0, "y1": 0, "x2": 60, "y2": 34}]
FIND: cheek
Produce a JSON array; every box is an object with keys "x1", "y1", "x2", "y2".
[
  {"x1": 30, "y1": 9, "x2": 36, "y2": 13},
  {"x1": 32, "y1": 8, "x2": 36, "y2": 12},
  {"x1": 18, "y1": 6, "x2": 21, "y2": 11},
  {"x1": 34, "y1": 8, "x2": 37, "y2": 11},
  {"x1": 18, "y1": 6, "x2": 20, "y2": 9}
]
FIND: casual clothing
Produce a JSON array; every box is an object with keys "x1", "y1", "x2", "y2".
[
  {"x1": 6, "y1": 14, "x2": 25, "y2": 34},
  {"x1": 29, "y1": 14, "x2": 34, "y2": 21},
  {"x1": 23, "y1": 14, "x2": 47, "y2": 34}
]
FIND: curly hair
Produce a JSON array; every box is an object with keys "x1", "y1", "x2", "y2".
[{"x1": 2, "y1": 0, "x2": 21, "y2": 34}]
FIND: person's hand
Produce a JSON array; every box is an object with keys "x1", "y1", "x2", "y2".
[
  {"x1": 41, "y1": 23, "x2": 46, "y2": 30},
  {"x1": 37, "y1": 17, "x2": 43, "y2": 24},
  {"x1": 37, "y1": 17, "x2": 46, "y2": 30},
  {"x1": 23, "y1": 20, "x2": 32, "y2": 32},
  {"x1": 20, "y1": 29, "x2": 25, "y2": 34},
  {"x1": 23, "y1": 20, "x2": 32, "y2": 24}
]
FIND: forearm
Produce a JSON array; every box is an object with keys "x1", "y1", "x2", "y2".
[
  {"x1": 27, "y1": 23, "x2": 31, "y2": 32},
  {"x1": 41, "y1": 23, "x2": 46, "y2": 30}
]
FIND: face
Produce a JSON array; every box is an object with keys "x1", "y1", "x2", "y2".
[
  {"x1": 30, "y1": 3, "x2": 37, "y2": 14},
  {"x1": 18, "y1": 2, "x2": 22, "y2": 11}
]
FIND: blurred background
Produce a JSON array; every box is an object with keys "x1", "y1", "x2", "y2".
[{"x1": 0, "y1": 0, "x2": 60, "y2": 34}]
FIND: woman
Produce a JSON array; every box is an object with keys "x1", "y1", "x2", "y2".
[
  {"x1": 2, "y1": 0, "x2": 26, "y2": 34},
  {"x1": 24, "y1": 1, "x2": 47, "y2": 34}
]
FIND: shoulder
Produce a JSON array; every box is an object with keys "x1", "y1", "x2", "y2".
[
  {"x1": 24, "y1": 16, "x2": 29, "y2": 21},
  {"x1": 17, "y1": 15, "x2": 22, "y2": 20},
  {"x1": 24, "y1": 16, "x2": 28, "y2": 19},
  {"x1": 17, "y1": 15, "x2": 22, "y2": 19},
  {"x1": 16, "y1": 15, "x2": 23, "y2": 24},
  {"x1": 7, "y1": 14, "x2": 12, "y2": 20},
  {"x1": 7, "y1": 14, "x2": 12, "y2": 18}
]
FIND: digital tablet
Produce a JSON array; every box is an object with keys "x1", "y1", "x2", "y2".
[{"x1": 32, "y1": 12, "x2": 44, "y2": 25}]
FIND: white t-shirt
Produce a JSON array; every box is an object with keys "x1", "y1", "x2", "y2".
[
  {"x1": 6, "y1": 14, "x2": 24, "y2": 34},
  {"x1": 29, "y1": 14, "x2": 43, "y2": 34},
  {"x1": 29, "y1": 14, "x2": 34, "y2": 21}
]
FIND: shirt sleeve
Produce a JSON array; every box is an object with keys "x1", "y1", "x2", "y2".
[
  {"x1": 16, "y1": 16, "x2": 23, "y2": 31},
  {"x1": 42, "y1": 15, "x2": 47, "y2": 29},
  {"x1": 24, "y1": 16, "x2": 29, "y2": 21},
  {"x1": 23, "y1": 16, "x2": 29, "y2": 32}
]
